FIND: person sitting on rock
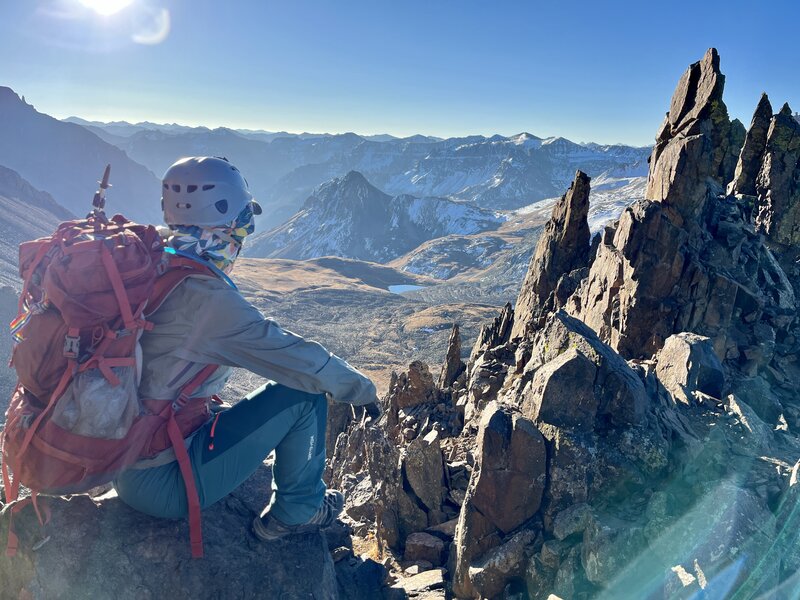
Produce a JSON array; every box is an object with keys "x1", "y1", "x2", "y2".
[{"x1": 113, "y1": 156, "x2": 380, "y2": 541}]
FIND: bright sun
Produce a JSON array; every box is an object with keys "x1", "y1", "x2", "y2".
[{"x1": 78, "y1": 0, "x2": 134, "y2": 16}]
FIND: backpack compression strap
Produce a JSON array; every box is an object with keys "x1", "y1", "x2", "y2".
[{"x1": 160, "y1": 363, "x2": 219, "y2": 559}]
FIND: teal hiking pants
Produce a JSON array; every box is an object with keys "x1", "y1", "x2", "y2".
[{"x1": 114, "y1": 382, "x2": 328, "y2": 525}]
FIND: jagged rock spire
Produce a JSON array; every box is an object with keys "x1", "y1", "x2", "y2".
[
  {"x1": 470, "y1": 302, "x2": 514, "y2": 361},
  {"x1": 438, "y1": 324, "x2": 465, "y2": 389},
  {"x1": 646, "y1": 48, "x2": 744, "y2": 219},
  {"x1": 567, "y1": 50, "x2": 793, "y2": 361},
  {"x1": 754, "y1": 102, "x2": 800, "y2": 247},
  {"x1": 730, "y1": 93, "x2": 773, "y2": 196},
  {"x1": 510, "y1": 170, "x2": 591, "y2": 340}
]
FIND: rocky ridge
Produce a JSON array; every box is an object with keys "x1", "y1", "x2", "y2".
[{"x1": 326, "y1": 49, "x2": 800, "y2": 599}]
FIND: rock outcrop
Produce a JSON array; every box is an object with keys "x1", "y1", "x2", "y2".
[
  {"x1": 303, "y1": 48, "x2": 800, "y2": 598},
  {"x1": 653, "y1": 332, "x2": 725, "y2": 405},
  {"x1": 729, "y1": 93, "x2": 773, "y2": 197},
  {"x1": 566, "y1": 48, "x2": 794, "y2": 372},
  {"x1": 452, "y1": 403, "x2": 546, "y2": 598},
  {"x1": 0, "y1": 465, "x2": 362, "y2": 600},
  {"x1": 754, "y1": 103, "x2": 800, "y2": 248},
  {"x1": 358, "y1": 50, "x2": 800, "y2": 599},
  {"x1": 438, "y1": 324, "x2": 466, "y2": 390},
  {"x1": 646, "y1": 48, "x2": 744, "y2": 220},
  {"x1": 511, "y1": 170, "x2": 591, "y2": 339}
]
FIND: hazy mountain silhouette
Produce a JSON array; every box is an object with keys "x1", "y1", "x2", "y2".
[{"x1": 0, "y1": 88, "x2": 161, "y2": 223}]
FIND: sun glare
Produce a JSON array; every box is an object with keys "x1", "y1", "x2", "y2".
[{"x1": 78, "y1": 0, "x2": 135, "y2": 16}]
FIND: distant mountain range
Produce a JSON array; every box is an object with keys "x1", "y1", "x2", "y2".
[
  {"x1": 63, "y1": 117, "x2": 410, "y2": 144},
  {"x1": 245, "y1": 171, "x2": 505, "y2": 262},
  {"x1": 0, "y1": 85, "x2": 650, "y2": 291},
  {"x1": 58, "y1": 108, "x2": 650, "y2": 227}
]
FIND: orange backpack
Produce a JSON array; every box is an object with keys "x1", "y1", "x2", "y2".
[{"x1": 2, "y1": 211, "x2": 217, "y2": 558}]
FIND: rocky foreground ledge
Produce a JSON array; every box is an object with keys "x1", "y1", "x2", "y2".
[{"x1": 0, "y1": 464, "x2": 394, "y2": 600}]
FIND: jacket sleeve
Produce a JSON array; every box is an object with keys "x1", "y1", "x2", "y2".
[{"x1": 175, "y1": 281, "x2": 377, "y2": 406}]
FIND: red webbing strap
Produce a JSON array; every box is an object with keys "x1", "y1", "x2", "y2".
[
  {"x1": 30, "y1": 494, "x2": 51, "y2": 527},
  {"x1": 80, "y1": 357, "x2": 136, "y2": 387},
  {"x1": 173, "y1": 364, "x2": 219, "y2": 409},
  {"x1": 15, "y1": 365, "x2": 74, "y2": 461},
  {"x1": 2, "y1": 430, "x2": 22, "y2": 557},
  {"x1": 99, "y1": 245, "x2": 136, "y2": 329},
  {"x1": 147, "y1": 259, "x2": 214, "y2": 317},
  {"x1": 1, "y1": 431, "x2": 15, "y2": 503},
  {"x1": 164, "y1": 363, "x2": 219, "y2": 559},
  {"x1": 167, "y1": 413, "x2": 203, "y2": 558}
]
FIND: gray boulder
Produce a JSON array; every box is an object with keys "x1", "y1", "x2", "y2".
[
  {"x1": 525, "y1": 347, "x2": 598, "y2": 431},
  {"x1": 403, "y1": 429, "x2": 445, "y2": 514},
  {"x1": 518, "y1": 311, "x2": 648, "y2": 428},
  {"x1": 469, "y1": 529, "x2": 537, "y2": 599},
  {"x1": 654, "y1": 332, "x2": 726, "y2": 404},
  {"x1": 404, "y1": 532, "x2": 446, "y2": 567}
]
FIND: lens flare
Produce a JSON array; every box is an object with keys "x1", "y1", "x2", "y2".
[{"x1": 78, "y1": 0, "x2": 134, "y2": 16}]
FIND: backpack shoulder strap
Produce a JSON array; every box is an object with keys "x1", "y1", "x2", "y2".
[{"x1": 147, "y1": 257, "x2": 215, "y2": 316}]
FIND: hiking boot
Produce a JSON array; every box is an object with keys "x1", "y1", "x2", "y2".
[{"x1": 252, "y1": 490, "x2": 344, "y2": 542}]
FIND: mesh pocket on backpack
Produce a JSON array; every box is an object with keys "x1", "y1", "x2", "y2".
[{"x1": 51, "y1": 366, "x2": 141, "y2": 440}]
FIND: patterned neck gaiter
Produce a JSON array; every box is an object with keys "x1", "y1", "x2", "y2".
[{"x1": 167, "y1": 203, "x2": 256, "y2": 274}]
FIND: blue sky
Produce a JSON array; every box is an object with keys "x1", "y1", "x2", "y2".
[{"x1": 1, "y1": 0, "x2": 798, "y2": 145}]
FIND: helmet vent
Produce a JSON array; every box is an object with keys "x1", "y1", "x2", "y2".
[
  {"x1": 187, "y1": 185, "x2": 198, "y2": 193},
  {"x1": 202, "y1": 184, "x2": 215, "y2": 191},
  {"x1": 171, "y1": 184, "x2": 181, "y2": 193},
  {"x1": 163, "y1": 183, "x2": 169, "y2": 189},
  {"x1": 215, "y1": 199, "x2": 229, "y2": 214}
]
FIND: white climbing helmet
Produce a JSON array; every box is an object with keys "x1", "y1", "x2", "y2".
[{"x1": 161, "y1": 156, "x2": 262, "y2": 227}]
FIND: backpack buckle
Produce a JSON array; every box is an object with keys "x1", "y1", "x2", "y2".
[{"x1": 63, "y1": 335, "x2": 80, "y2": 359}]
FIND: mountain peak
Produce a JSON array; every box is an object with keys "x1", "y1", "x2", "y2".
[
  {"x1": 341, "y1": 170, "x2": 369, "y2": 186},
  {"x1": 0, "y1": 86, "x2": 31, "y2": 109},
  {"x1": 511, "y1": 132, "x2": 541, "y2": 141}
]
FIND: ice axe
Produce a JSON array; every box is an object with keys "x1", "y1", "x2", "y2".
[{"x1": 89, "y1": 164, "x2": 112, "y2": 222}]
